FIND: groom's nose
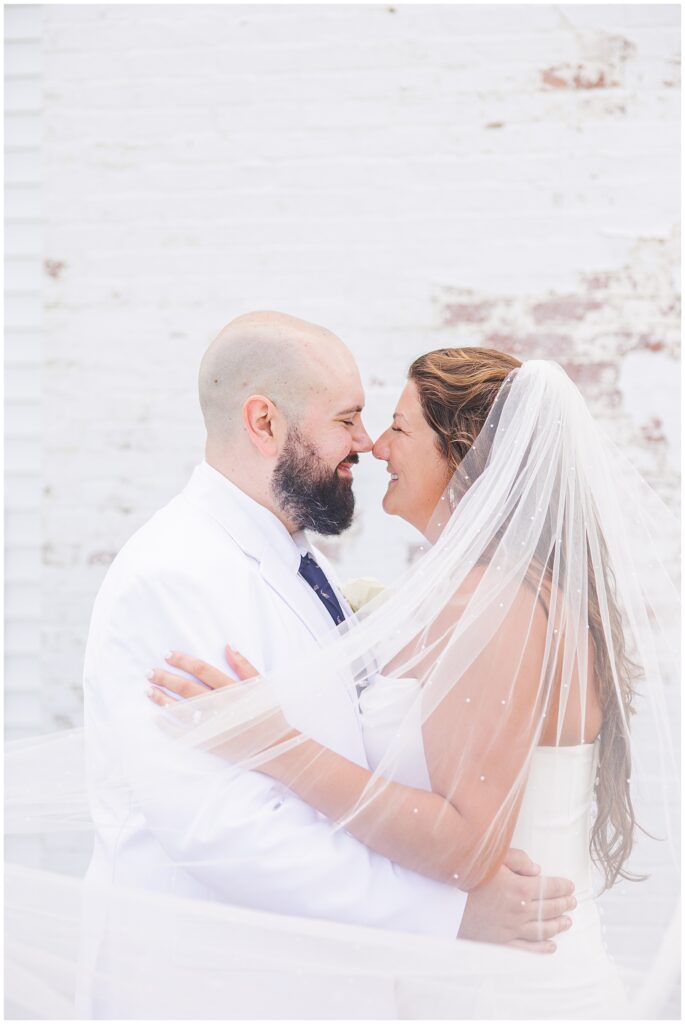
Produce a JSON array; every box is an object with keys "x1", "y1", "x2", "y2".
[{"x1": 351, "y1": 419, "x2": 373, "y2": 454}]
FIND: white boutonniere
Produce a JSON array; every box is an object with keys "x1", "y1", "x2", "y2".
[{"x1": 341, "y1": 577, "x2": 387, "y2": 613}]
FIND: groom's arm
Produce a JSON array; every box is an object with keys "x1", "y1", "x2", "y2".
[{"x1": 86, "y1": 568, "x2": 467, "y2": 939}]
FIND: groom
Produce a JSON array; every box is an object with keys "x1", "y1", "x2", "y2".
[{"x1": 81, "y1": 312, "x2": 574, "y2": 1014}]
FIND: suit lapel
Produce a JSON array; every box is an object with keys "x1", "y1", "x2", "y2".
[
  {"x1": 181, "y1": 462, "x2": 367, "y2": 756},
  {"x1": 258, "y1": 543, "x2": 331, "y2": 643},
  {"x1": 182, "y1": 463, "x2": 339, "y2": 643}
]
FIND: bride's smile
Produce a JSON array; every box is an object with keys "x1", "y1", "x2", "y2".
[{"x1": 373, "y1": 379, "x2": 452, "y2": 535}]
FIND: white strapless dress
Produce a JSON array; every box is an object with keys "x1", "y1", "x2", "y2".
[{"x1": 360, "y1": 677, "x2": 632, "y2": 1019}]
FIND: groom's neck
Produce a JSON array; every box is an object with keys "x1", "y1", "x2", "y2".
[{"x1": 204, "y1": 447, "x2": 298, "y2": 535}]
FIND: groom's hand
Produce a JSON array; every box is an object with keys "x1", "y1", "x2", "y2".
[{"x1": 457, "y1": 848, "x2": 576, "y2": 954}]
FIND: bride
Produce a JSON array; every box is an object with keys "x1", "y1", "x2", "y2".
[{"x1": 146, "y1": 348, "x2": 678, "y2": 1017}]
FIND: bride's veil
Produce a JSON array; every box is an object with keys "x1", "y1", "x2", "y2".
[{"x1": 5, "y1": 360, "x2": 680, "y2": 1019}]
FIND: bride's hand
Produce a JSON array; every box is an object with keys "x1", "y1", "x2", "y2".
[
  {"x1": 146, "y1": 646, "x2": 300, "y2": 769},
  {"x1": 146, "y1": 644, "x2": 259, "y2": 706}
]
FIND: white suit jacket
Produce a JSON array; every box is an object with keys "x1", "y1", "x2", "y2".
[{"x1": 80, "y1": 462, "x2": 466, "y2": 1011}]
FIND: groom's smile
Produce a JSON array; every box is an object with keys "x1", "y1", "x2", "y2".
[
  {"x1": 336, "y1": 454, "x2": 358, "y2": 480},
  {"x1": 267, "y1": 351, "x2": 373, "y2": 535},
  {"x1": 271, "y1": 431, "x2": 362, "y2": 535}
]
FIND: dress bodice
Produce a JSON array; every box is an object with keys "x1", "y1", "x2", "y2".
[
  {"x1": 359, "y1": 676, "x2": 431, "y2": 790},
  {"x1": 511, "y1": 743, "x2": 598, "y2": 906},
  {"x1": 360, "y1": 677, "x2": 599, "y2": 890},
  {"x1": 358, "y1": 675, "x2": 626, "y2": 995},
  {"x1": 360, "y1": 679, "x2": 603, "y2": 945},
  {"x1": 359, "y1": 677, "x2": 629, "y2": 1017}
]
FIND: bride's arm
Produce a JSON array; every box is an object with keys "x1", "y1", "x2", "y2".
[
  {"x1": 149, "y1": 589, "x2": 547, "y2": 891},
  {"x1": 148, "y1": 659, "x2": 467, "y2": 885},
  {"x1": 232, "y1": 728, "x2": 474, "y2": 886}
]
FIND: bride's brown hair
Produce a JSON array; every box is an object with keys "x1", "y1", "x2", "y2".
[{"x1": 408, "y1": 346, "x2": 641, "y2": 890}]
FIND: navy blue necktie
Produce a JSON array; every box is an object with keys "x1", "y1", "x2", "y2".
[{"x1": 299, "y1": 553, "x2": 346, "y2": 626}]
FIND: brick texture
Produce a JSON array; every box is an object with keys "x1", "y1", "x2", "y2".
[{"x1": 5, "y1": 4, "x2": 44, "y2": 740}]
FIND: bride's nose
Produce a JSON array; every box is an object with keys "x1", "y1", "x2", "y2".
[{"x1": 372, "y1": 430, "x2": 391, "y2": 461}]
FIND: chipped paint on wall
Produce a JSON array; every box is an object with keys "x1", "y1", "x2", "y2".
[{"x1": 434, "y1": 232, "x2": 680, "y2": 506}]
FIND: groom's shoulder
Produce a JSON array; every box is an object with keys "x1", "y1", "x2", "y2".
[{"x1": 99, "y1": 489, "x2": 246, "y2": 593}]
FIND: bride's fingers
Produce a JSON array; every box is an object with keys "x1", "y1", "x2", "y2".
[
  {"x1": 506, "y1": 939, "x2": 556, "y2": 955},
  {"x1": 147, "y1": 668, "x2": 208, "y2": 699},
  {"x1": 532, "y1": 875, "x2": 574, "y2": 901},
  {"x1": 519, "y1": 916, "x2": 572, "y2": 942},
  {"x1": 146, "y1": 685, "x2": 174, "y2": 708},
  {"x1": 164, "y1": 651, "x2": 235, "y2": 690},
  {"x1": 533, "y1": 894, "x2": 577, "y2": 921},
  {"x1": 225, "y1": 644, "x2": 260, "y2": 681},
  {"x1": 146, "y1": 687, "x2": 208, "y2": 738}
]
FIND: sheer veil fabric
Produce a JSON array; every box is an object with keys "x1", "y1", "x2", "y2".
[{"x1": 5, "y1": 360, "x2": 680, "y2": 1019}]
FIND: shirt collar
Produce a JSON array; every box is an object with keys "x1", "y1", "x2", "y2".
[{"x1": 183, "y1": 461, "x2": 303, "y2": 574}]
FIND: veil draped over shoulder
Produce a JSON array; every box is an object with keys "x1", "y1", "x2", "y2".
[{"x1": 5, "y1": 361, "x2": 680, "y2": 1019}]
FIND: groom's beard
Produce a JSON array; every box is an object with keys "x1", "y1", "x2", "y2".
[{"x1": 272, "y1": 428, "x2": 357, "y2": 535}]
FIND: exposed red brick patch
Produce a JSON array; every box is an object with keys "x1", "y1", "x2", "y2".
[
  {"x1": 481, "y1": 332, "x2": 518, "y2": 351},
  {"x1": 564, "y1": 360, "x2": 607, "y2": 386},
  {"x1": 582, "y1": 272, "x2": 615, "y2": 291},
  {"x1": 532, "y1": 296, "x2": 603, "y2": 324},
  {"x1": 434, "y1": 228, "x2": 678, "y2": 408},
  {"x1": 44, "y1": 259, "x2": 66, "y2": 280},
  {"x1": 443, "y1": 301, "x2": 495, "y2": 325},
  {"x1": 483, "y1": 332, "x2": 575, "y2": 359},
  {"x1": 641, "y1": 417, "x2": 667, "y2": 445},
  {"x1": 541, "y1": 35, "x2": 635, "y2": 92},
  {"x1": 541, "y1": 68, "x2": 569, "y2": 89},
  {"x1": 638, "y1": 336, "x2": 666, "y2": 353},
  {"x1": 542, "y1": 65, "x2": 614, "y2": 90},
  {"x1": 564, "y1": 360, "x2": 621, "y2": 407}
]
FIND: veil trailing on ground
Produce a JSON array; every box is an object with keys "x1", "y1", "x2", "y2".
[{"x1": 5, "y1": 361, "x2": 680, "y2": 1019}]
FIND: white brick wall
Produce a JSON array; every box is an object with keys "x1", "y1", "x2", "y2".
[
  {"x1": 34, "y1": 3, "x2": 680, "y2": 731},
  {"x1": 4, "y1": 4, "x2": 680, "y2": 1006},
  {"x1": 5, "y1": 4, "x2": 45, "y2": 740}
]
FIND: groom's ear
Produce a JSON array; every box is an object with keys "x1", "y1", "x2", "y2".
[{"x1": 242, "y1": 394, "x2": 281, "y2": 457}]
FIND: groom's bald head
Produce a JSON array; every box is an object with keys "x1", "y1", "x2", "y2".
[
  {"x1": 198, "y1": 311, "x2": 371, "y2": 535},
  {"x1": 198, "y1": 310, "x2": 351, "y2": 442}
]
